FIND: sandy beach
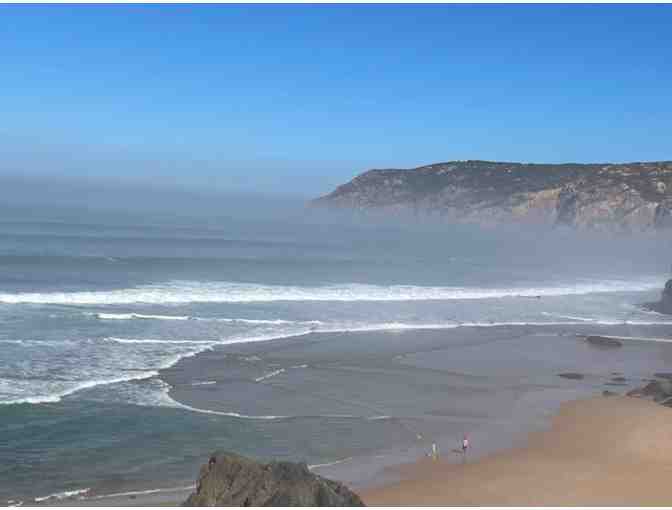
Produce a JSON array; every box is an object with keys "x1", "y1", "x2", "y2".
[
  {"x1": 363, "y1": 395, "x2": 672, "y2": 506},
  {"x1": 21, "y1": 324, "x2": 672, "y2": 507},
  {"x1": 44, "y1": 394, "x2": 672, "y2": 507}
]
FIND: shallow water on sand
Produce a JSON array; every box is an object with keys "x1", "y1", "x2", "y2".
[{"x1": 2, "y1": 205, "x2": 672, "y2": 504}]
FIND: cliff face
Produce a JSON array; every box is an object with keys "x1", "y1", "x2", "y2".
[
  {"x1": 644, "y1": 279, "x2": 672, "y2": 315},
  {"x1": 315, "y1": 161, "x2": 672, "y2": 230}
]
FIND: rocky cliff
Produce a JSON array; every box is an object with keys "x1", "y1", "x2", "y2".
[
  {"x1": 315, "y1": 161, "x2": 672, "y2": 231},
  {"x1": 643, "y1": 279, "x2": 672, "y2": 315},
  {"x1": 183, "y1": 452, "x2": 365, "y2": 506}
]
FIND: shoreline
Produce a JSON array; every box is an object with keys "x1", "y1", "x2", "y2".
[
  {"x1": 48, "y1": 394, "x2": 671, "y2": 507},
  {"x1": 28, "y1": 323, "x2": 672, "y2": 507},
  {"x1": 156, "y1": 324, "x2": 670, "y2": 505},
  {"x1": 362, "y1": 395, "x2": 672, "y2": 506},
  {"x1": 158, "y1": 327, "x2": 612, "y2": 491}
]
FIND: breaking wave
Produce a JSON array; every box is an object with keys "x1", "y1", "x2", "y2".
[
  {"x1": 254, "y1": 368, "x2": 286, "y2": 383},
  {"x1": 2, "y1": 371, "x2": 159, "y2": 405},
  {"x1": 105, "y1": 337, "x2": 216, "y2": 345},
  {"x1": 0, "y1": 277, "x2": 662, "y2": 305},
  {"x1": 6, "y1": 315, "x2": 672, "y2": 407},
  {"x1": 84, "y1": 485, "x2": 195, "y2": 501},
  {"x1": 94, "y1": 313, "x2": 191, "y2": 321},
  {"x1": 92, "y1": 312, "x2": 324, "y2": 326},
  {"x1": 34, "y1": 488, "x2": 90, "y2": 503},
  {"x1": 541, "y1": 312, "x2": 597, "y2": 322}
]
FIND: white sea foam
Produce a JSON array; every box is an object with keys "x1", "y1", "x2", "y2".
[
  {"x1": 191, "y1": 380, "x2": 216, "y2": 386},
  {"x1": 319, "y1": 319, "x2": 672, "y2": 333},
  {"x1": 95, "y1": 313, "x2": 190, "y2": 321},
  {"x1": 86, "y1": 485, "x2": 195, "y2": 501},
  {"x1": 3, "y1": 371, "x2": 159, "y2": 405},
  {"x1": 166, "y1": 396, "x2": 287, "y2": 420},
  {"x1": 6, "y1": 313, "x2": 672, "y2": 407},
  {"x1": 541, "y1": 312, "x2": 597, "y2": 322},
  {"x1": 308, "y1": 457, "x2": 354, "y2": 470},
  {"x1": 105, "y1": 317, "x2": 672, "y2": 354},
  {"x1": 102, "y1": 377, "x2": 285, "y2": 419},
  {"x1": 105, "y1": 337, "x2": 216, "y2": 345},
  {"x1": 34, "y1": 488, "x2": 90, "y2": 502},
  {"x1": 254, "y1": 368, "x2": 286, "y2": 382},
  {"x1": 0, "y1": 277, "x2": 662, "y2": 305},
  {"x1": 92, "y1": 312, "x2": 324, "y2": 325},
  {"x1": 0, "y1": 339, "x2": 76, "y2": 346},
  {"x1": 150, "y1": 379, "x2": 353, "y2": 420},
  {"x1": 214, "y1": 318, "x2": 323, "y2": 325}
]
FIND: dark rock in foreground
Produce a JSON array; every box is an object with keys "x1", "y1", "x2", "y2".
[
  {"x1": 585, "y1": 335, "x2": 623, "y2": 348},
  {"x1": 183, "y1": 451, "x2": 365, "y2": 507}
]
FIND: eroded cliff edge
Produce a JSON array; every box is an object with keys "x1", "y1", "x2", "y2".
[
  {"x1": 183, "y1": 452, "x2": 365, "y2": 506},
  {"x1": 314, "y1": 161, "x2": 672, "y2": 230}
]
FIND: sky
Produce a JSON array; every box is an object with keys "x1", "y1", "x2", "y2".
[{"x1": 1, "y1": 4, "x2": 671, "y2": 196}]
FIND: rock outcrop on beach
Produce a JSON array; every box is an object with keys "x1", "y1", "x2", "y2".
[
  {"x1": 628, "y1": 379, "x2": 672, "y2": 404},
  {"x1": 314, "y1": 160, "x2": 672, "y2": 231},
  {"x1": 183, "y1": 451, "x2": 365, "y2": 507},
  {"x1": 644, "y1": 279, "x2": 672, "y2": 315}
]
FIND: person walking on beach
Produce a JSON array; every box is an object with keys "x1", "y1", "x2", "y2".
[{"x1": 462, "y1": 434, "x2": 469, "y2": 462}]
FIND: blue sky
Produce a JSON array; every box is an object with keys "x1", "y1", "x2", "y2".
[{"x1": 1, "y1": 4, "x2": 671, "y2": 195}]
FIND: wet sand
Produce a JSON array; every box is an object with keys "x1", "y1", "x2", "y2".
[
  {"x1": 363, "y1": 395, "x2": 672, "y2": 506},
  {"x1": 158, "y1": 326, "x2": 672, "y2": 496},
  {"x1": 40, "y1": 326, "x2": 672, "y2": 506}
]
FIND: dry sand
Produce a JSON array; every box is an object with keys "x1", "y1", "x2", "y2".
[{"x1": 363, "y1": 396, "x2": 672, "y2": 506}]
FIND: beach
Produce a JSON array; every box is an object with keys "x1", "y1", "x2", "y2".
[
  {"x1": 42, "y1": 393, "x2": 672, "y2": 507},
  {"x1": 9, "y1": 322, "x2": 672, "y2": 506},
  {"x1": 3, "y1": 209, "x2": 672, "y2": 506},
  {"x1": 363, "y1": 395, "x2": 672, "y2": 506},
  {"x1": 157, "y1": 325, "x2": 672, "y2": 499}
]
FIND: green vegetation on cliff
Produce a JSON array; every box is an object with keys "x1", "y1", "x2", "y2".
[{"x1": 316, "y1": 161, "x2": 672, "y2": 230}]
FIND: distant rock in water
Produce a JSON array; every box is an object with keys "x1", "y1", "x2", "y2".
[
  {"x1": 643, "y1": 279, "x2": 672, "y2": 315},
  {"x1": 558, "y1": 372, "x2": 584, "y2": 380},
  {"x1": 585, "y1": 335, "x2": 623, "y2": 348},
  {"x1": 314, "y1": 160, "x2": 672, "y2": 231},
  {"x1": 183, "y1": 451, "x2": 365, "y2": 507}
]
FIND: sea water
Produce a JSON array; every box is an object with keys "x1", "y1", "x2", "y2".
[{"x1": 2, "y1": 201, "x2": 672, "y2": 504}]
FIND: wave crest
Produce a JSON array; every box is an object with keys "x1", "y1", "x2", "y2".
[{"x1": 0, "y1": 277, "x2": 662, "y2": 305}]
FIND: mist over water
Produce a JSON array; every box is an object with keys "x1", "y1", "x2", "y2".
[{"x1": 1, "y1": 185, "x2": 672, "y2": 503}]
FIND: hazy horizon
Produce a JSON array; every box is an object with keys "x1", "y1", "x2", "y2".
[
  {"x1": 1, "y1": 4, "x2": 671, "y2": 196},
  {"x1": 3, "y1": 4, "x2": 672, "y2": 506}
]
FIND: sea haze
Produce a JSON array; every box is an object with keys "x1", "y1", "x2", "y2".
[{"x1": 1, "y1": 190, "x2": 672, "y2": 505}]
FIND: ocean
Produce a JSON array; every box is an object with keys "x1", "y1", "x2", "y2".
[{"x1": 2, "y1": 201, "x2": 672, "y2": 505}]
